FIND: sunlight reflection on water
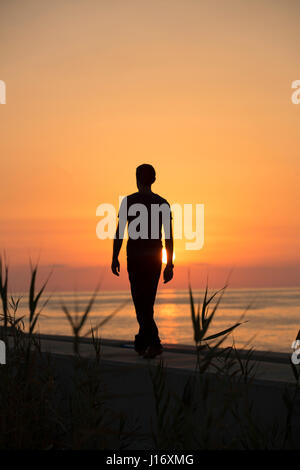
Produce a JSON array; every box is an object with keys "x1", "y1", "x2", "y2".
[{"x1": 16, "y1": 287, "x2": 300, "y2": 352}]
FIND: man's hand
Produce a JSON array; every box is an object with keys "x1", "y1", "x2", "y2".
[
  {"x1": 163, "y1": 264, "x2": 174, "y2": 284},
  {"x1": 111, "y1": 258, "x2": 120, "y2": 276}
]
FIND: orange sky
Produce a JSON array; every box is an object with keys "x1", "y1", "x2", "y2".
[{"x1": 1, "y1": 0, "x2": 300, "y2": 289}]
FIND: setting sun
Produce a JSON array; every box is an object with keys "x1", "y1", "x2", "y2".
[{"x1": 162, "y1": 248, "x2": 175, "y2": 264}]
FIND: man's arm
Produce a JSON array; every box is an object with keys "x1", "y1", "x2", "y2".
[
  {"x1": 111, "y1": 221, "x2": 125, "y2": 276},
  {"x1": 163, "y1": 209, "x2": 174, "y2": 284},
  {"x1": 165, "y1": 226, "x2": 174, "y2": 266}
]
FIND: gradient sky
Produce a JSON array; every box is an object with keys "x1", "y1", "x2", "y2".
[{"x1": 1, "y1": 0, "x2": 300, "y2": 290}]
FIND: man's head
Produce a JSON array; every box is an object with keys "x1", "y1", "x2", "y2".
[{"x1": 136, "y1": 164, "x2": 156, "y2": 188}]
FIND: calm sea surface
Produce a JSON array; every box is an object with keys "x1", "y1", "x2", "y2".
[{"x1": 16, "y1": 288, "x2": 300, "y2": 353}]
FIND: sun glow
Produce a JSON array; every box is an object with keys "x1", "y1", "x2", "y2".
[{"x1": 162, "y1": 248, "x2": 175, "y2": 264}]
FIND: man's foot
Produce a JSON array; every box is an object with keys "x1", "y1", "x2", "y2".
[
  {"x1": 143, "y1": 345, "x2": 163, "y2": 359},
  {"x1": 134, "y1": 334, "x2": 147, "y2": 355},
  {"x1": 135, "y1": 347, "x2": 147, "y2": 356}
]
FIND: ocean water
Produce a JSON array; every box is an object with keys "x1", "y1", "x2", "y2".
[{"x1": 14, "y1": 287, "x2": 300, "y2": 353}]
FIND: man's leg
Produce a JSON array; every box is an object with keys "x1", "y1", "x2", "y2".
[
  {"x1": 127, "y1": 257, "x2": 149, "y2": 352},
  {"x1": 127, "y1": 254, "x2": 162, "y2": 352},
  {"x1": 141, "y1": 257, "x2": 161, "y2": 347}
]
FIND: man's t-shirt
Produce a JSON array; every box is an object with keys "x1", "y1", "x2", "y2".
[{"x1": 118, "y1": 192, "x2": 172, "y2": 257}]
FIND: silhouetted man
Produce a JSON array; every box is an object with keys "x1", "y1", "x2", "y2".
[{"x1": 111, "y1": 164, "x2": 174, "y2": 358}]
